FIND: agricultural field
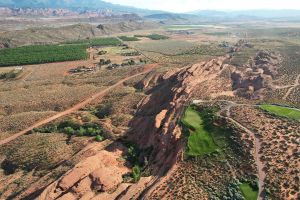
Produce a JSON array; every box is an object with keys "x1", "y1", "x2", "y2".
[
  {"x1": 135, "y1": 34, "x2": 169, "y2": 40},
  {"x1": 0, "y1": 44, "x2": 88, "y2": 67},
  {"x1": 118, "y1": 36, "x2": 140, "y2": 41},
  {"x1": 165, "y1": 25, "x2": 227, "y2": 30},
  {"x1": 63, "y1": 37, "x2": 121, "y2": 46},
  {"x1": 0, "y1": 37, "x2": 122, "y2": 67}
]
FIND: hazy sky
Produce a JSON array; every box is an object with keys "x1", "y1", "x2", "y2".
[{"x1": 104, "y1": 0, "x2": 300, "y2": 12}]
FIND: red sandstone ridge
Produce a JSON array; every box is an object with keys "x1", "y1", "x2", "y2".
[{"x1": 36, "y1": 54, "x2": 281, "y2": 199}]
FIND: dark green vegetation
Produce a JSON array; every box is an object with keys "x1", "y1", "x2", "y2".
[
  {"x1": 239, "y1": 182, "x2": 259, "y2": 200},
  {"x1": 0, "y1": 69, "x2": 22, "y2": 79},
  {"x1": 118, "y1": 36, "x2": 140, "y2": 41},
  {"x1": 0, "y1": 37, "x2": 122, "y2": 67},
  {"x1": 122, "y1": 142, "x2": 153, "y2": 183},
  {"x1": 33, "y1": 120, "x2": 104, "y2": 141},
  {"x1": 260, "y1": 104, "x2": 300, "y2": 121},
  {"x1": 64, "y1": 37, "x2": 121, "y2": 46},
  {"x1": 0, "y1": 44, "x2": 88, "y2": 67},
  {"x1": 223, "y1": 180, "x2": 258, "y2": 200},
  {"x1": 135, "y1": 34, "x2": 169, "y2": 40},
  {"x1": 181, "y1": 106, "x2": 219, "y2": 156}
]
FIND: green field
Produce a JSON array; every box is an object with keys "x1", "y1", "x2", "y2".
[
  {"x1": 239, "y1": 183, "x2": 259, "y2": 200},
  {"x1": 0, "y1": 37, "x2": 122, "y2": 67},
  {"x1": 135, "y1": 34, "x2": 169, "y2": 40},
  {"x1": 165, "y1": 25, "x2": 226, "y2": 30},
  {"x1": 181, "y1": 106, "x2": 219, "y2": 156},
  {"x1": 259, "y1": 104, "x2": 300, "y2": 121},
  {"x1": 118, "y1": 36, "x2": 140, "y2": 41},
  {"x1": 64, "y1": 37, "x2": 121, "y2": 46},
  {"x1": 0, "y1": 44, "x2": 88, "y2": 67}
]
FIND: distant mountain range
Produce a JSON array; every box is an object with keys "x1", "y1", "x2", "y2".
[
  {"x1": 1, "y1": 0, "x2": 300, "y2": 19},
  {"x1": 189, "y1": 9, "x2": 300, "y2": 19},
  {"x1": 0, "y1": 0, "x2": 161, "y2": 15}
]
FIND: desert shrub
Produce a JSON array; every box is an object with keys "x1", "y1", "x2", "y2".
[
  {"x1": 132, "y1": 165, "x2": 141, "y2": 183},
  {"x1": 98, "y1": 50, "x2": 107, "y2": 55},
  {"x1": 93, "y1": 105, "x2": 111, "y2": 119},
  {"x1": 99, "y1": 59, "x2": 111, "y2": 65}
]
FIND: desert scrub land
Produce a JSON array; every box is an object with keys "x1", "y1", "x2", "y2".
[
  {"x1": 259, "y1": 104, "x2": 300, "y2": 121},
  {"x1": 0, "y1": 131, "x2": 88, "y2": 200},
  {"x1": 230, "y1": 106, "x2": 299, "y2": 199},
  {"x1": 0, "y1": 58, "x2": 145, "y2": 141}
]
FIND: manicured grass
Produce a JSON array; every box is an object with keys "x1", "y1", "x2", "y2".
[
  {"x1": 181, "y1": 107, "x2": 219, "y2": 156},
  {"x1": 260, "y1": 104, "x2": 300, "y2": 121},
  {"x1": 239, "y1": 183, "x2": 259, "y2": 200}
]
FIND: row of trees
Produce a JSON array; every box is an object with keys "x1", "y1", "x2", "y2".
[{"x1": 33, "y1": 120, "x2": 104, "y2": 141}]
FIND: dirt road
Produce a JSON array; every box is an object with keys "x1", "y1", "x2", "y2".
[{"x1": 0, "y1": 64, "x2": 158, "y2": 146}]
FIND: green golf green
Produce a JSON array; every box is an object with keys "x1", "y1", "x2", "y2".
[
  {"x1": 260, "y1": 104, "x2": 300, "y2": 121},
  {"x1": 239, "y1": 182, "x2": 259, "y2": 200},
  {"x1": 181, "y1": 107, "x2": 219, "y2": 156}
]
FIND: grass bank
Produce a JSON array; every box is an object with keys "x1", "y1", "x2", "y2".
[{"x1": 260, "y1": 104, "x2": 300, "y2": 121}]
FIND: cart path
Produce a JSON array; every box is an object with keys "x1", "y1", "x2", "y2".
[
  {"x1": 0, "y1": 64, "x2": 158, "y2": 146},
  {"x1": 283, "y1": 74, "x2": 300, "y2": 100}
]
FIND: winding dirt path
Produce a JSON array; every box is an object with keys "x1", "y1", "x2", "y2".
[
  {"x1": 283, "y1": 74, "x2": 300, "y2": 100},
  {"x1": 0, "y1": 64, "x2": 158, "y2": 146}
]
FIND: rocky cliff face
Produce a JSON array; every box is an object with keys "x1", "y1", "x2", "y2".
[{"x1": 231, "y1": 51, "x2": 281, "y2": 99}]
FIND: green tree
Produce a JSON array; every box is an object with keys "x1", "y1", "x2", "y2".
[
  {"x1": 95, "y1": 135, "x2": 104, "y2": 142},
  {"x1": 64, "y1": 127, "x2": 75, "y2": 135},
  {"x1": 75, "y1": 127, "x2": 86, "y2": 136}
]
